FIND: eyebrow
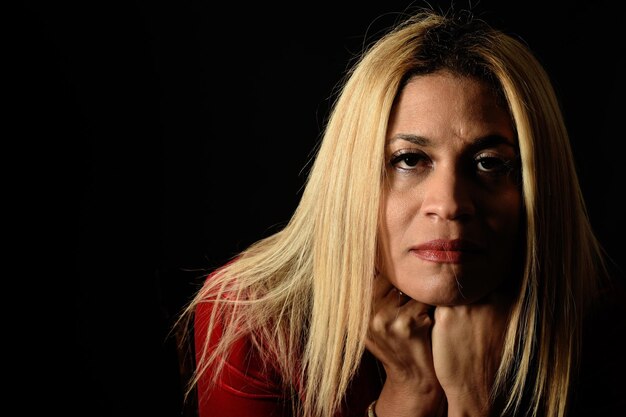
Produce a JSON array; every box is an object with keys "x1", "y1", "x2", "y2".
[
  {"x1": 387, "y1": 133, "x2": 516, "y2": 151},
  {"x1": 387, "y1": 133, "x2": 431, "y2": 146}
]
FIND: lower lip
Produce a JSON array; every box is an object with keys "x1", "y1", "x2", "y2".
[{"x1": 411, "y1": 249, "x2": 472, "y2": 263}]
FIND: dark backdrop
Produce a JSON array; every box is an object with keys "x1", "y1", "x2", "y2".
[{"x1": 17, "y1": 1, "x2": 624, "y2": 416}]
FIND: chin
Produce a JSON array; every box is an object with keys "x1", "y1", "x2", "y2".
[
  {"x1": 400, "y1": 270, "x2": 503, "y2": 306},
  {"x1": 409, "y1": 289, "x2": 478, "y2": 306},
  {"x1": 429, "y1": 292, "x2": 482, "y2": 306}
]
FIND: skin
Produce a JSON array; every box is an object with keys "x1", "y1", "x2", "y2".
[{"x1": 366, "y1": 71, "x2": 521, "y2": 417}]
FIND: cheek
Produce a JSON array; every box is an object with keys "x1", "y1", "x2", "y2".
[
  {"x1": 500, "y1": 190, "x2": 522, "y2": 229},
  {"x1": 381, "y1": 191, "x2": 419, "y2": 246},
  {"x1": 378, "y1": 190, "x2": 422, "y2": 282},
  {"x1": 486, "y1": 189, "x2": 522, "y2": 249}
]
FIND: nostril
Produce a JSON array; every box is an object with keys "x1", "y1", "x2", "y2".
[{"x1": 424, "y1": 202, "x2": 475, "y2": 222}]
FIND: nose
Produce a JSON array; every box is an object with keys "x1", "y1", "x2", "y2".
[{"x1": 421, "y1": 165, "x2": 475, "y2": 222}]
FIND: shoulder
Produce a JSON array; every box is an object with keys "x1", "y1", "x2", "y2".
[
  {"x1": 193, "y1": 262, "x2": 286, "y2": 392},
  {"x1": 193, "y1": 275, "x2": 289, "y2": 417}
]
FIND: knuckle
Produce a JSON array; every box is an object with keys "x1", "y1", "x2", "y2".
[{"x1": 370, "y1": 314, "x2": 387, "y2": 333}]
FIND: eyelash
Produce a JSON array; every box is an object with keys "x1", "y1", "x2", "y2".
[
  {"x1": 474, "y1": 152, "x2": 517, "y2": 175},
  {"x1": 389, "y1": 149, "x2": 517, "y2": 177},
  {"x1": 389, "y1": 150, "x2": 430, "y2": 172}
]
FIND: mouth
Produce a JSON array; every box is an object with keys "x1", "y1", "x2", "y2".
[{"x1": 409, "y1": 238, "x2": 484, "y2": 263}]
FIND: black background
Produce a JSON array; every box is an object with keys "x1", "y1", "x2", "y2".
[{"x1": 16, "y1": 1, "x2": 624, "y2": 416}]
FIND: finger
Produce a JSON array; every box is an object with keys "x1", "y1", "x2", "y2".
[{"x1": 398, "y1": 299, "x2": 435, "y2": 324}]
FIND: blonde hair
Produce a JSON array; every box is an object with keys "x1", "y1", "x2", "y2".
[{"x1": 177, "y1": 8, "x2": 608, "y2": 417}]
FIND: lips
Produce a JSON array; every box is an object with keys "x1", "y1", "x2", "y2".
[{"x1": 410, "y1": 238, "x2": 484, "y2": 263}]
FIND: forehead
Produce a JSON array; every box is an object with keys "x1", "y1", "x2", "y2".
[{"x1": 387, "y1": 71, "x2": 515, "y2": 146}]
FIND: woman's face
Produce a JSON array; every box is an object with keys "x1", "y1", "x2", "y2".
[{"x1": 379, "y1": 71, "x2": 522, "y2": 306}]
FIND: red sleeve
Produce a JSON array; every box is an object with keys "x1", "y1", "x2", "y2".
[{"x1": 194, "y1": 296, "x2": 292, "y2": 417}]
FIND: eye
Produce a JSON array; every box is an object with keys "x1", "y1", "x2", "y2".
[
  {"x1": 390, "y1": 150, "x2": 430, "y2": 172},
  {"x1": 474, "y1": 154, "x2": 515, "y2": 175}
]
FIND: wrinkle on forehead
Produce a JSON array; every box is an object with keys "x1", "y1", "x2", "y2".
[{"x1": 387, "y1": 71, "x2": 515, "y2": 147}]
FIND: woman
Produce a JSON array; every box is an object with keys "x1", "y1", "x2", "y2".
[{"x1": 176, "y1": 8, "x2": 623, "y2": 417}]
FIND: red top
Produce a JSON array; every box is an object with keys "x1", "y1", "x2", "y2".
[
  {"x1": 193, "y1": 273, "x2": 626, "y2": 417},
  {"x1": 194, "y1": 297, "x2": 383, "y2": 417}
]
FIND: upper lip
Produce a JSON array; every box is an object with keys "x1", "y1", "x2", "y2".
[{"x1": 411, "y1": 238, "x2": 484, "y2": 252}]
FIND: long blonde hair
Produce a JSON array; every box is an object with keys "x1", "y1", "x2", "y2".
[{"x1": 177, "y1": 9, "x2": 607, "y2": 417}]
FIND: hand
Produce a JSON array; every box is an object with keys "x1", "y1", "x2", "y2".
[
  {"x1": 431, "y1": 293, "x2": 511, "y2": 417},
  {"x1": 365, "y1": 274, "x2": 445, "y2": 417}
]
